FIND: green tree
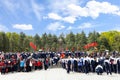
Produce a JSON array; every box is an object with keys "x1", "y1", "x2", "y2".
[
  {"x1": 59, "y1": 33, "x2": 65, "y2": 50},
  {"x1": 75, "y1": 33, "x2": 81, "y2": 50},
  {"x1": 112, "y1": 33, "x2": 120, "y2": 52},
  {"x1": 34, "y1": 34, "x2": 41, "y2": 50},
  {"x1": 23, "y1": 36, "x2": 31, "y2": 51},
  {"x1": 99, "y1": 31, "x2": 120, "y2": 51},
  {"x1": 0, "y1": 32, "x2": 9, "y2": 52},
  {"x1": 19, "y1": 32, "x2": 26, "y2": 51},
  {"x1": 66, "y1": 32, "x2": 75, "y2": 50},
  {"x1": 88, "y1": 30, "x2": 100, "y2": 43},
  {"x1": 51, "y1": 34, "x2": 58, "y2": 51},
  {"x1": 41, "y1": 33, "x2": 47, "y2": 49},
  {"x1": 98, "y1": 36, "x2": 110, "y2": 52},
  {"x1": 80, "y1": 31, "x2": 87, "y2": 50}
]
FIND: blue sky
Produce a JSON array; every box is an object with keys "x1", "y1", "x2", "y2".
[{"x1": 0, "y1": 0, "x2": 120, "y2": 36}]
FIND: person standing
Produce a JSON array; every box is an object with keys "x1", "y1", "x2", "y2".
[
  {"x1": 73, "y1": 58, "x2": 78, "y2": 72},
  {"x1": 44, "y1": 58, "x2": 48, "y2": 70},
  {"x1": 90, "y1": 57, "x2": 96, "y2": 72},
  {"x1": 84, "y1": 56, "x2": 89, "y2": 74},
  {"x1": 117, "y1": 58, "x2": 120, "y2": 74},
  {"x1": 78, "y1": 59, "x2": 83, "y2": 72},
  {"x1": 67, "y1": 59, "x2": 71, "y2": 73},
  {"x1": 70, "y1": 57, "x2": 74, "y2": 72},
  {"x1": 20, "y1": 58, "x2": 25, "y2": 72},
  {"x1": 29, "y1": 59, "x2": 33, "y2": 71},
  {"x1": 113, "y1": 57, "x2": 117, "y2": 73},
  {"x1": 1, "y1": 60, "x2": 5, "y2": 74},
  {"x1": 37, "y1": 60, "x2": 42, "y2": 70},
  {"x1": 25, "y1": 59, "x2": 31, "y2": 72},
  {"x1": 104, "y1": 57, "x2": 112, "y2": 75}
]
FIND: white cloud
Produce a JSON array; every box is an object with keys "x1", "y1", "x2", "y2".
[
  {"x1": 86, "y1": 0, "x2": 120, "y2": 18},
  {"x1": 13, "y1": 24, "x2": 33, "y2": 30},
  {"x1": 78, "y1": 22, "x2": 92, "y2": 29},
  {"x1": 47, "y1": 0, "x2": 120, "y2": 23},
  {"x1": 47, "y1": 13, "x2": 76, "y2": 24},
  {"x1": 63, "y1": 16, "x2": 76, "y2": 24},
  {"x1": 67, "y1": 1, "x2": 120, "y2": 19},
  {"x1": 67, "y1": 4, "x2": 89, "y2": 17},
  {"x1": 47, "y1": 22, "x2": 65, "y2": 31},
  {"x1": 0, "y1": 24, "x2": 8, "y2": 32},
  {"x1": 48, "y1": 13, "x2": 62, "y2": 20},
  {"x1": 67, "y1": 26, "x2": 74, "y2": 30},
  {"x1": 59, "y1": 26, "x2": 65, "y2": 30},
  {"x1": 31, "y1": 0, "x2": 44, "y2": 21},
  {"x1": 48, "y1": 0, "x2": 81, "y2": 13},
  {"x1": 46, "y1": 0, "x2": 82, "y2": 24},
  {"x1": 66, "y1": 22, "x2": 93, "y2": 30}
]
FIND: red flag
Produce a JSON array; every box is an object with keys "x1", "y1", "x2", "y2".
[
  {"x1": 84, "y1": 44, "x2": 90, "y2": 49},
  {"x1": 84, "y1": 42, "x2": 98, "y2": 49},
  {"x1": 93, "y1": 42, "x2": 98, "y2": 46},
  {"x1": 90, "y1": 42, "x2": 98, "y2": 47},
  {"x1": 29, "y1": 42, "x2": 37, "y2": 51},
  {"x1": 90, "y1": 43, "x2": 94, "y2": 47}
]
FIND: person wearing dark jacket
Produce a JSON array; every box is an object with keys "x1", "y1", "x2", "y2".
[
  {"x1": 67, "y1": 59, "x2": 71, "y2": 73},
  {"x1": 104, "y1": 58, "x2": 112, "y2": 75},
  {"x1": 44, "y1": 58, "x2": 48, "y2": 70},
  {"x1": 26, "y1": 59, "x2": 31, "y2": 72},
  {"x1": 73, "y1": 59, "x2": 78, "y2": 72},
  {"x1": 84, "y1": 60, "x2": 89, "y2": 74},
  {"x1": 117, "y1": 58, "x2": 120, "y2": 74},
  {"x1": 95, "y1": 64, "x2": 103, "y2": 75}
]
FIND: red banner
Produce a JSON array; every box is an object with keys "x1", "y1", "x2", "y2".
[
  {"x1": 91, "y1": 42, "x2": 98, "y2": 47},
  {"x1": 84, "y1": 42, "x2": 98, "y2": 49}
]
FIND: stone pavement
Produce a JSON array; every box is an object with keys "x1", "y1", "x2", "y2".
[{"x1": 0, "y1": 68, "x2": 120, "y2": 80}]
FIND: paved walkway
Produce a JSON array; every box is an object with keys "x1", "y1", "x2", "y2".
[{"x1": 0, "y1": 68, "x2": 120, "y2": 80}]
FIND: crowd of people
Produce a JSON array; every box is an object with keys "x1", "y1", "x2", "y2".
[
  {"x1": 61, "y1": 51, "x2": 120, "y2": 75},
  {"x1": 0, "y1": 51, "x2": 59, "y2": 75},
  {"x1": 0, "y1": 51, "x2": 120, "y2": 76}
]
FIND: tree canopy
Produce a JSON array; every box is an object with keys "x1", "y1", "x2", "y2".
[{"x1": 0, "y1": 30, "x2": 120, "y2": 52}]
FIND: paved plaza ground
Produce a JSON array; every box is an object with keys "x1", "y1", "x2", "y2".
[{"x1": 0, "y1": 68, "x2": 120, "y2": 80}]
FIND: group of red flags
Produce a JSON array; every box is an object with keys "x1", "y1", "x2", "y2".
[
  {"x1": 84, "y1": 42, "x2": 98, "y2": 49},
  {"x1": 29, "y1": 42, "x2": 98, "y2": 51}
]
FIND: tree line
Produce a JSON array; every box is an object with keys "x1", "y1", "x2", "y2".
[{"x1": 0, "y1": 31, "x2": 120, "y2": 52}]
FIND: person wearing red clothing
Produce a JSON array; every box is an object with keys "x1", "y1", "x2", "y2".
[
  {"x1": 13, "y1": 59, "x2": 17, "y2": 72},
  {"x1": 0, "y1": 61, "x2": 2, "y2": 72},
  {"x1": 1, "y1": 60, "x2": 5, "y2": 74},
  {"x1": 7, "y1": 60, "x2": 11, "y2": 72},
  {"x1": 37, "y1": 60, "x2": 43, "y2": 70},
  {"x1": 34, "y1": 60, "x2": 38, "y2": 70}
]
